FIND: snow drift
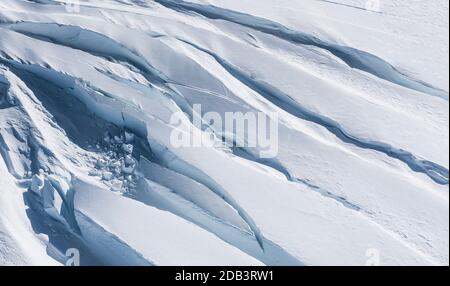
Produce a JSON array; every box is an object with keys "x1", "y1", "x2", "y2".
[{"x1": 0, "y1": 0, "x2": 448, "y2": 266}]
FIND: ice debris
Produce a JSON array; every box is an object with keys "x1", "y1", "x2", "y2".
[{"x1": 89, "y1": 131, "x2": 139, "y2": 193}]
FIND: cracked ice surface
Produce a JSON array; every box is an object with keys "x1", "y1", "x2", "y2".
[{"x1": 0, "y1": 0, "x2": 448, "y2": 266}]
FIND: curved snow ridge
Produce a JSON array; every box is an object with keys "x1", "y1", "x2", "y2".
[
  {"x1": 146, "y1": 137, "x2": 266, "y2": 251},
  {"x1": 0, "y1": 26, "x2": 285, "y2": 254},
  {"x1": 3, "y1": 10, "x2": 446, "y2": 171},
  {"x1": 74, "y1": 211, "x2": 153, "y2": 266},
  {"x1": 1, "y1": 61, "x2": 168, "y2": 265},
  {"x1": 4, "y1": 56, "x2": 429, "y2": 265},
  {"x1": 0, "y1": 57, "x2": 298, "y2": 264},
  {"x1": 175, "y1": 39, "x2": 449, "y2": 185},
  {"x1": 0, "y1": 66, "x2": 114, "y2": 265},
  {"x1": 137, "y1": 156, "x2": 252, "y2": 231},
  {"x1": 155, "y1": 0, "x2": 449, "y2": 100},
  {"x1": 232, "y1": 146, "x2": 363, "y2": 211},
  {"x1": 0, "y1": 0, "x2": 448, "y2": 266},
  {"x1": 73, "y1": 178, "x2": 265, "y2": 266},
  {"x1": 135, "y1": 161, "x2": 302, "y2": 265},
  {"x1": 0, "y1": 67, "x2": 63, "y2": 178},
  {"x1": 0, "y1": 22, "x2": 168, "y2": 86},
  {"x1": 233, "y1": 145, "x2": 364, "y2": 212},
  {"x1": 0, "y1": 21, "x2": 216, "y2": 126},
  {"x1": 2, "y1": 58, "x2": 289, "y2": 266}
]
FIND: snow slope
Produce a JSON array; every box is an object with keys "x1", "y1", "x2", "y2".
[{"x1": 0, "y1": 0, "x2": 448, "y2": 265}]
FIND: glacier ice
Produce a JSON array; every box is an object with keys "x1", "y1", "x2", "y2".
[{"x1": 0, "y1": 0, "x2": 448, "y2": 266}]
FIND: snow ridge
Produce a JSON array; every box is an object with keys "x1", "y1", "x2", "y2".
[{"x1": 0, "y1": 0, "x2": 448, "y2": 266}]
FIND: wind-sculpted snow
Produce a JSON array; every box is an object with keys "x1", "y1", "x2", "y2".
[
  {"x1": 0, "y1": 0, "x2": 448, "y2": 266},
  {"x1": 177, "y1": 38, "x2": 449, "y2": 185},
  {"x1": 155, "y1": 0, "x2": 449, "y2": 100}
]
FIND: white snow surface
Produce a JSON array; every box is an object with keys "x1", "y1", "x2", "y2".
[{"x1": 0, "y1": 0, "x2": 448, "y2": 266}]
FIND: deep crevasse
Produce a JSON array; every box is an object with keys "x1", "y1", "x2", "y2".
[{"x1": 0, "y1": 0, "x2": 448, "y2": 266}]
